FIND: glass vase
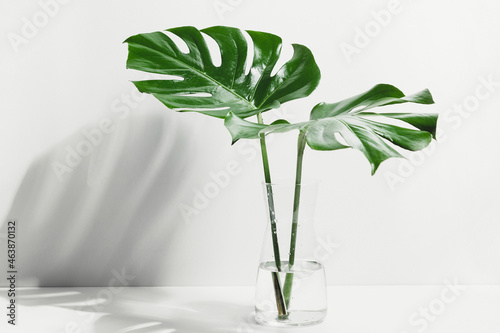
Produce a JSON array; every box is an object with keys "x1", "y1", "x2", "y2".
[{"x1": 255, "y1": 181, "x2": 327, "y2": 327}]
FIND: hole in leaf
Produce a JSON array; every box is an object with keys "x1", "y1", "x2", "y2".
[
  {"x1": 351, "y1": 105, "x2": 366, "y2": 113},
  {"x1": 174, "y1": 92, "x2": 212, "y2": 97},
  {"x1": 146, "y1": 73, "x2": 184, "y2": 81},
  {"x1": 172, "y1": 106, "x2": 230, "y2": 112},
  {"x1": 271, "y1": 43, "x2": 293, "y2": 77},
  {"x1": 161, "y1": 30, "x2": 190, "y2": 54},
  {"x1": 242, "y1": 30, "x2": 255, "y2": 76},
  {"x1": 201, "y1": 32, "x2": 222, "y2": 67},
  {"x1": 334, "y1": 132, "x2": 348, "y2": 146},
  {"x1": 359, "y1": 114, "x2": 417, "y2": 130}
]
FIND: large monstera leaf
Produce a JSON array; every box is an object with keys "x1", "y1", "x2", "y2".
[
  {"x1": 225, "y1": 84, "x2": 438, "y2": 174},
  {"x1": 124, "y1": 26, "x2": 321, "y2": 118}
]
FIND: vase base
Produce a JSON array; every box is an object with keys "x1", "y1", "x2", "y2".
[{"x1": 255, "y1": 310, "x2": 327, "y2": 327}]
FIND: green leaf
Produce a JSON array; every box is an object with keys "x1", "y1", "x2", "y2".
[
  {"x1": 305, "y1": 114, "x2": 434, "y2": 174},
  {"x1": 270, "y1": 119, "x2": 291, "y2": 125},
  {"x1": 310, "y1": 84, "x2": 434, "y2": 120},
  {"x1": 353, "y1": 118, "x2": 432, "y2": 151},
  {"x1": 332, "y1": 119, "x2": 405, "y2": 174},
  {"x1": 224, "y1": 85, "x2": 438, "y2": 175},
  {"x1": 305, "y1": 119, "x2": 350, "y2": 151},
  {"x1": 125, "y1": 26, "x2": 321, "y2": 119},
  {"x1": 358, "y1": 112, "x2": 438, "y2": 139},
  {"x1": 224, "y1": 113, "x2": 307, "y2": 143},
  {"x1": 224, "y1": 112, "x2": 267, "y2": 143},
  {"x1": 305, "y1": 85, "x2": 437, "y2": 174}
]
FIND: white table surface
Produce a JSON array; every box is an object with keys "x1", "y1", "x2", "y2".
[{"x1": 1, "y1": 285, "x2": 499, "y2": 333}]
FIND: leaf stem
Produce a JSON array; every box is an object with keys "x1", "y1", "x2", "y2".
[
  {"x1": 283, "y1": 130, "x2": 307, "y2": 308},
  {"x1": 257, "y1": 112, "x2": 287, "y2": 318}
]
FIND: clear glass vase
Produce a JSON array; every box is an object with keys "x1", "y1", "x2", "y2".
[{"x1": 255, "y1": 181, "x2": 327, "y2": 327}]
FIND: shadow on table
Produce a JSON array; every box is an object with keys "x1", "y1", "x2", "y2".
[{"x1": 12, "y1": 288, "x2": 263, "y2": 333}]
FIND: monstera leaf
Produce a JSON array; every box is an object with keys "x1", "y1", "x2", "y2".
[
  {"x1": 225, "y1": 84, "x2": 438, "y2": 174},
  {"x1": 124, "y1": 26, "x2": 321, "y2": 118}
]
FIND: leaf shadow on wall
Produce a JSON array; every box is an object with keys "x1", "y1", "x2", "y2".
[{"x1": 1, "y1": 109, "x2": 197, "y2": 287}]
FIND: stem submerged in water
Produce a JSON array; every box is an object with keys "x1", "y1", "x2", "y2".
[
  {"x1": 283, "y1": 130, "x2": 307, "y2": 308},
  {"x1": 257, "y1": 113, "x2": 287, "y2": 317}
]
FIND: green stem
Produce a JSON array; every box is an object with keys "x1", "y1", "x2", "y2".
[
  {"x1": 283, "y1": 130, "x2": 307, "y2": 308},
  {"x1": 257, "y1": 113, "x2": 287, "y2": 318}
]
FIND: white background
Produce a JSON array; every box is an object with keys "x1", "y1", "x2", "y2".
[{"x1": 1, "y1": 0, "x2": 499, "y2": 287}]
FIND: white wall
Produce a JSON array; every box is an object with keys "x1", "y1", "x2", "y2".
[{"x1": 1, "y1": 0, "x2": 499, "y2": 286}]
